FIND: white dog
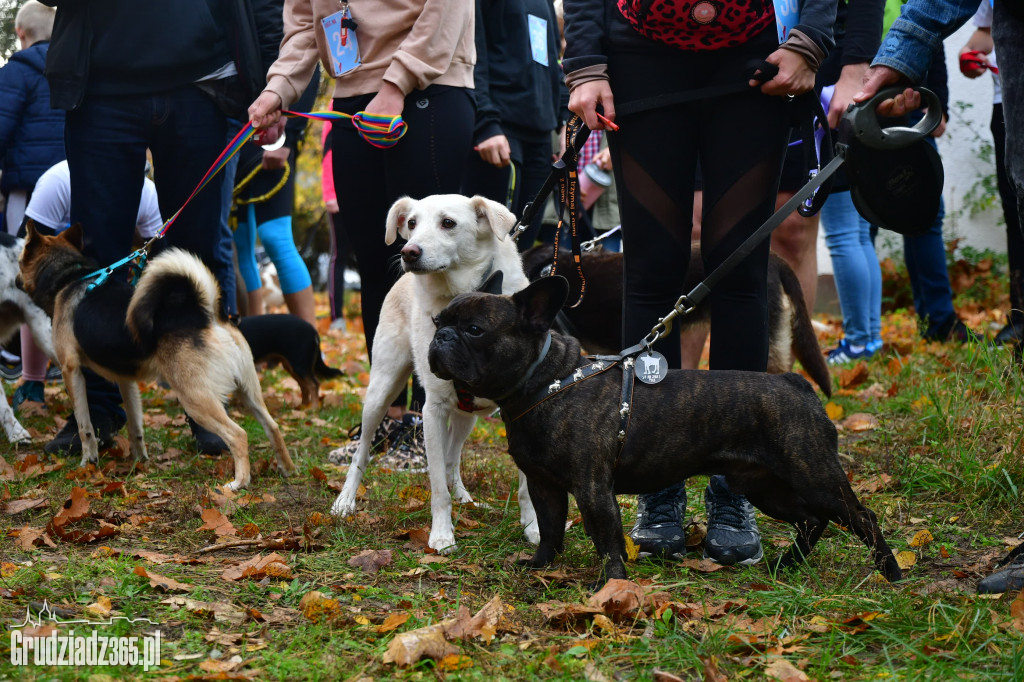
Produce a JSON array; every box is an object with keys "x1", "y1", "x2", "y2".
[
  {"x1": 0, "y1": 233, "x2": 56, "y2": 443},
  {"x1": 330, "y1": 195, "x2": 538, "y2": 552}
]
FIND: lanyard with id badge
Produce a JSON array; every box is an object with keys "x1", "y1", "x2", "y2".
[{"x1": 323, "y1": 2, "x2": 361, "y2": 77}]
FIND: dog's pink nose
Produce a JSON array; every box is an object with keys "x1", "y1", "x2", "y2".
[{"x1": 401, "y1": 244, "x2": 422, "y2": 263}]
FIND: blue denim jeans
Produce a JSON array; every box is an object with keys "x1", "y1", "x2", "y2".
[
  {"x1": 64, "y1": 85, "x2": 234, "y2": 422},
  {"x1": 821, "y1": 191, "x2": 881, "y2": 347}
]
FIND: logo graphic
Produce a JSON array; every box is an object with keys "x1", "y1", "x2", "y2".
[{"x1": 9, "y1": 600, "x2": 162, "y2": 671}]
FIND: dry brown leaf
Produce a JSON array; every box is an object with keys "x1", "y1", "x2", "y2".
[
  {"x1": 85, "y1": 596, "x2": 112, "y2": 618},
  {"x1": 679, "y1": 557, "x2": 726, "y2": 573},
  {"x1": 437, "y1": 654, "x2": 474, "y2": 672},
  {"x1": 842, "y1": 413, "x2": 879, "y2": 432},
  {"x1": 14, "y1": 526, "x2": 54, "y2": 550},
  {"x1": 587, "y1": 579, "x2": 645, "y2": 620},
  {"x1": 824, "y1": 402, "x2": 844, "y2": 421},
  {"x1": 4, "y1": 498, "x2": 46, "y2": 515},
  {"x1": 299, "y1": 591, "x2": 344, "y2": 625},
  {"x1": 537, "y1": 601, "x2": 605, "y2": 628},
  {"x1": 133, "y1": 565, "x2": 192, "y2": 592},
  {"x1": 46, "y1": 487, "x2": 120, "y2": 544},
  {"x1": 199, "y1": 655, "x2": 246, "y2": 673},
  {"x1": 653, "y1": 670, "x2": 687, "y2": 682},
  {"x1": 162, "y1": 596, "x2": 247, "y2": 625},
  {"x1": 377, "y1": 612, "x2": 411, "y2": 634},
  {"x1": 895, "y1": 551, "x2": 917, "y2": 570},
  {"x1": 839, "y1": 362, "x2": 869, "y2": 389},
  {"x1": 348, "y1": 549, "x2": 393, "y2": 574},
  {"x1": 908, "y1": 530, "x2": 934, "y2": 547},
  {"x1": 1010, "y1": 591, "x2": 1024, "y2": 633},
  {"x1": 221, "y1": 552, "x2": 292, "y2": 581},
  {"x1": 198, "y1": 508, "x2": 237, "y2": 537},
  {"x1": 764, "y1": 657, "x2": 810, "y2": 681},
  {"x1": 382, "y1": 624, "x2": 457, "y2": 667}
]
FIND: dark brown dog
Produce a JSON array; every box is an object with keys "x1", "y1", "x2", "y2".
[
  {"x1": 428, "y1": 274, "x2": 901, "y2": 586},
  {"x1": 521, "y1": 244, "x2": 832, "y2": 397},
  {"x1": 237, "y1": 314, "x2": 343, "y2": 409}
]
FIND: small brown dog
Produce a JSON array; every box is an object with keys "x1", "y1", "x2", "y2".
[{"x1": 18, "y1": 223, "x2": 294, "y2": 490}]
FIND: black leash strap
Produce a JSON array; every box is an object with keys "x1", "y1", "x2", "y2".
[
  {"x1": 615, "y1": 60, "x2": 779, "y2": 118},
  {"x1": 648, "y1": 149, "x2": 846, "y2": 346},
  {"x1": 549, "y1": 118, "x2": 590, "y2": 309}
]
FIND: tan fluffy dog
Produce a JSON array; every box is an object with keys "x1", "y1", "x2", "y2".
[{"x1": 18, "y1": 223, "x2": 294, "y2": 490}]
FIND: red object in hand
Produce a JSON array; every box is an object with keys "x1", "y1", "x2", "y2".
[{"x1": 959, "y1": 50, "x2": 999, "y2": 76}]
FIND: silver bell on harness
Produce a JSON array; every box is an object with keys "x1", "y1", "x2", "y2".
[{"x1": 837, "y1": 87, "x2": 944, "y2": 236}]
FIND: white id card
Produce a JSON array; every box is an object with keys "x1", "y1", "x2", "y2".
[
  {"x1": 527, "y1": 14, "x2": 548, "y2": 66},
  {"x1": 322, "y1": 7, "x2": 361, "y2": 77}
]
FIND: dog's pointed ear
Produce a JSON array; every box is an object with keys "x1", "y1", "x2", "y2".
[
  {"x1": 60, "y1": 223, "x2": 84, "y2": 251},
  {"x1": 513, "y1": 275, "x2": 568, "y2": 333},
  {"x1": 385, "y1": 197, "x2": 416, "y2": 245},
  {"x1": 24, "y1": 219, "x2": 40, "y2": 247},
  {"x1": 478, "y1": 270, "x2": 503, "y2": 295},
  {"x1": 470, "y1": 195, "x2": 516, "y2": 241}
]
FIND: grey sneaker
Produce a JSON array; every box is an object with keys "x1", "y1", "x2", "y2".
[
  {"x1": 978, "y1": 545, "x2": 1024, "y2": 594},
  {"x1": 704, "y1": 475, "x2": 763, "y2": 566},
  {"x1": 629, "y1": 482, "x2": 688, "y2": 556}
]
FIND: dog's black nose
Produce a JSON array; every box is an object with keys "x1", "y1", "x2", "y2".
[{"x1": 401, "y1": 244, "x2": 421, "y2": 263}]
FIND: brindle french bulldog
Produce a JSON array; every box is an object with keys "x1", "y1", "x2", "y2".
[{"x1": 427, "y1": 273, "x2": 902, "y2": 586}]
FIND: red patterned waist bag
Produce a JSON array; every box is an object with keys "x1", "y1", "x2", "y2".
[{"x1": 616, "y1": 0, "x2": 777, "y2": 50}]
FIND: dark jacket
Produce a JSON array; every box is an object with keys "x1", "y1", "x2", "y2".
[
  {"x1": 563, "y1": 0, "x2": 837, "y2": 75},
  {"x1": 816, "y1": 0, "x2": 884, "y2": 88},
  {"x1": 41, "y1": 0, "x2": 280, "y2": 111},
  {"x1": 473, "y1": 0, "x2": 566, "y2": 144},
  {"x1": 0, "y1": 41, "x2": 65, "y2": 193}
]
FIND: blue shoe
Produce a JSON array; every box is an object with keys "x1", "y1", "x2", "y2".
[
  {"x1": 866, "y1": 338, "x2": 884, "y2": 354},
  {"x1": 826, "y1": 339, "x2": 874, "y2": 366},
  {"x1": 12, "y1": 381, "x2": 45, "y2": 412}
]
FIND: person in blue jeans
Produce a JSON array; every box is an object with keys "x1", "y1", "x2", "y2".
[
  {"x1": 857, "y1": 0, "x2": 1024, "y2": 595},
  {"x1": 41, "y1": 0, "x2": 281, "y2": 456},
  {"x1": 822, "y1": 190, "x2": 883, "y2": 364}
]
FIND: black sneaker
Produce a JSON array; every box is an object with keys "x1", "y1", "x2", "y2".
[
  {"x1": 0, "y1": 357, "x2": 22, "y2": 382},
  {"x1": 327, "y1": 415, "x2": 405, "y2": 465},
  {"x1": 629, "y1": 482, "x2": 688, "y2": 556},
  {"x1": 977, "y1": 553, "x2": 1024, "y2": 594},
  {"x1": 45, "y1": 363, "x2": 64, "y2": 382},
  {"x1": 703, "y1": 475, "x2": 763, "y2": 566},
  {"x1": 993, "y1": 316, "x2": 1024, "y2": 346},
  {"x1": 44, "y1": 413, "x2": 122, "y2": 456},
  {"x1": 187, "y1": 415, "x2": 228, "y2": 455},
  {"x1": 923, "y1": 317, "x2": 983, "y2": 344}
]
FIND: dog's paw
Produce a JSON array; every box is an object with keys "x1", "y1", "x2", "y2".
[
  {"x1": 278, "y1": 461, "x2": 297, "y2": 477},
  {"x1": 225, "y1": 478, "x2": 250, "y2": 492},
  {"x1": 5, "y1": 425, "x2": 32, "y2": 444},
  {"x1": 330, "y1": 496, "x2": 356, "y2": 518},
  {"x1": 522, "y1": 522, "x2": 541, "y2": 546},
  {"x1": 428, "y1": 531, "x2": 458, "y2": 555}
]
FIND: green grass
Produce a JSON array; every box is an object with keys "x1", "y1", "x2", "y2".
[{"x1": 2, "y1": 309, "x2": 1024, "y2": 681}]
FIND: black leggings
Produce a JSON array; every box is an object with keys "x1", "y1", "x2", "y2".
[
  {"x1": 994, "y1": 103, "x2": 1024, "y2": 317},
  {"x1": 607, "y1": 28, "x2": 790, "y2": 371},
  {"x1": 332, "y1": 84, "x2": 474, "y2": 408}
]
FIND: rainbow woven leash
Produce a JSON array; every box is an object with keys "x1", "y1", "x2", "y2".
[{"x1": 83, "y1": 109, "x2": 406, "y2": 289}]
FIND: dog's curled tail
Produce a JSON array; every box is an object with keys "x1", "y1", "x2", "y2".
[
  {"x1": 777, "y1": 261, "x2": 832, "y2": 398},
  {"x1": 127, "y1": 248, "x2": 222, "y2": 349}
]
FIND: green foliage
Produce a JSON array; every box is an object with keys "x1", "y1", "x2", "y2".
[{"x1": 0, "y1": 0, "x2": 22, "y2": 62}]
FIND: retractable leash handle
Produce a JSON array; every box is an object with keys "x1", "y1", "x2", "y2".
[{"x1": 840, "y1": 86, "x2": 942, "y2": 150}]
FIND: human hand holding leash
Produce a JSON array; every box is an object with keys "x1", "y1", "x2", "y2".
[
  {"x1": 827, "y1": 62, "x2": 868, "y2": 129},
  {"x1": 569, "y1": 80, "x2": 616, "y2": 131},
  {"x1": 853, "y1": 66, "x2": 921, "y2": 117},
  {"x1": 365, "y1": 81, "x2": 406, "y2": 118},
  {"x1": 754, "y1": 48, "x2": 814, "y2": 96}
]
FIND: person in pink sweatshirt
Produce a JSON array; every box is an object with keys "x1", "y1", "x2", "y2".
[{"x1": 249, "y1": 0, "x2": 475, "y2": 449}]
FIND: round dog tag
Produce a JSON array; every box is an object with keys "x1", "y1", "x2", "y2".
[{"x1": 634, "y1": 351, "x2": 667, "y2": 384}]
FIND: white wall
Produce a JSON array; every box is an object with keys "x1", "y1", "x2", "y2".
[{"x1": 817, "y1": 20, "x2": 1006, "y2": 274}]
